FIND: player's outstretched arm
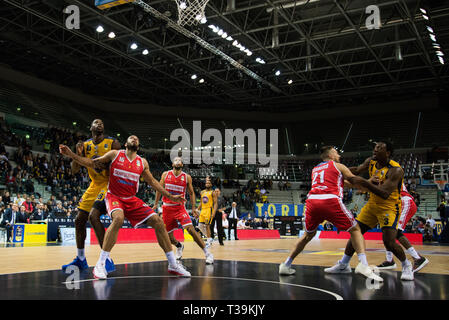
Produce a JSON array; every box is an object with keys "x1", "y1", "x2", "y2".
[
  {"x1": 153, "y1": 171, "x2": 168, "y2": 210},
  {"x1": 141, "y1": 159, "x2": 185, "y2": 204},
  {"x1": 71, "y1": 141, "x2": 84, "y2": 174},
  {"x1": 349, "y1": 156, "x2": 372, "y2": 175},
  {"x1": 60, "y1": 144, "x2": 117, "y2": 169},
  {"x1": 186, "y1": 174, "x2": 197, "y2": 214}
]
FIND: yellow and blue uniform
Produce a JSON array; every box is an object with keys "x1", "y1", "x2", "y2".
[
  {"x1": 199, "y1": 190, "x2": 214, "y2": 224},
  {"x1": 78, "y1": 137, "x2": 115, "y2": 213},
  {"x1": 356, "y1": 159, "x2": 403, "y2": 229}
]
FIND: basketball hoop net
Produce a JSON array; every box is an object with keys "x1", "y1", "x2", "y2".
[
  {"x1": 174, "y1": 0, "x2": 209, "y2": 26},
  {"x1": 435, "y1": 180, "x2": 447, "y2": 191}
]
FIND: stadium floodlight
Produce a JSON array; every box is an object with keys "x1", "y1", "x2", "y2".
[
  {"x1": 246, "y1": 51, "x2": 253, "y2": 56},
  {"x1": 420, "y1": 8, "x2": 427, "y2": 14},
  {"x1": 429, "y1": 34, "x2": 436, "y2": 42},
  {"x1": 232, "y1": 40, "x2": 238, "y2": 46},
  {"x1": 142, "y1": 49, "x2": 149, "y2": 55},
  {"x1": 422, "y1": 14, "x2": 429, "y2": 20},
  {"x1": 226, "y1": 36, "x2": 233, "y2": 41},
  {"x1": 130, "y1": 42, "x2": 138, "y2": 50},
  {"x1": 199, "y1": 78, "x2": 205, "y2": 83},
  {"x1": 275, "y1": 70, "x2": 281, "y2": 76},
  {"x1": 217, "y1": 29, "x2": 224, "y2": 36},
  {"x1": 179, "y1": 1, "x2": 187, "y2": 9},
  {"x1": 288, "y1": 79, "x2": 293, "y2": 84},
  {"x1": 96, "y1": 25, "x2": 104, "y2": 33},
  {"x1": 426, "y1": 26, "x2": 434, "y2": 34},
  {"x1": 439, "y1": 56, "x2": 445, "y2": 64},
  {"x1": 436, "y1": 51, "x2": 444, "y2": 56},
  {"x1": 191, "y1": 74, "x2": 198, "y2": 80},
  {"x1": 221, "y1": 32, "x2": 228, "y2": 39},
  {"x1": 108, "y1": 31, "x2": 116, "y2": 38},
  {"x1": 433, "y1": 43, "x2": 441, "y2": 49},
  {"x1": 200, "y1": 17, "x2": 207, "y2": 24}
]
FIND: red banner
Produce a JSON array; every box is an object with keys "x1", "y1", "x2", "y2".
[{"x1": 90, "y1": 228, "x2": 184, "y2": 244}]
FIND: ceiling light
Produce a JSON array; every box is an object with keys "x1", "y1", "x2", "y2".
[
  {"x1": 422, "y1": 14, "x2": 429, "y2": 20},
  {"x1": 179, "y1": 2, "x2": 187, "y2": 9},
  {"x1": 130, "y1": 42, "x2": 138, "y2": 50},
  {"x1": 429, "y1": 34, "x2": 436, "y2": 42},
  {"x1": 108, "y1": 31, "x2": 116, "y2": 39},
  {"x1": 142, "y1": 49, "x2": 149, "y2": 55},
  {"x1": 96, "y1": 25, "x2": 104, "y2": 33},
  {"x1": 275, "y1": 70, "x2": 281, "y2": 76},
  {"x1": 427, "y1": 26, "x2": 434, "y2": 33},
  {"x1": 221, "y1": 32, "x2": 228, "y2": 39},
  {"x1": 420, "y1": 8, "x2": 427, "y2": 15},
  {"x1": 191, "y1": 74, "x2": 198, "y2": 80},
  {"x1": 226, "y1": 36, "x2": 233, "y2": 41},
  {"x1": 199, "y1": 78, "x2": 205, "y2": 83},
  {"x1": 436, "y1": 51, "x2": 444, "y2": 56},
  {"x1": 439, "y1": 56, "x2": 445, "y2": 64},
  {"x1": 200, "y1": 17, "x2": 207, "y2": 24},
  {"x1": 288, "y1": 79, "x2": 293, "y2": 84}
]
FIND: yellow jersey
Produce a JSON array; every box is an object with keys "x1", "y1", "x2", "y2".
[
  {"x1": 83, "y1": 137, "x2": 115, "y2": 184},
  {"x1": 200, "y1": 189, "x2": 214, "y2": 212},
  {"x1": 368, "y1": 159, "x2": 403, "y2": 210}
]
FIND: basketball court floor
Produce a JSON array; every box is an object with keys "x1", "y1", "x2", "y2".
[{"x1": 1, "y1": 238, "x2": 448, "y2": 300}]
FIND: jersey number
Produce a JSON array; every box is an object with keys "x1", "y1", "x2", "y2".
[{"x1": 312, "y1": 171, "x2": 325, "y2": 185}]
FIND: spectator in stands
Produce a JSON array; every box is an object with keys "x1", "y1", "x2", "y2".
[
  {"x1": 438, "y1": 202, "x2": 447, "y2": 228},
  {"x1": 23, "y1": 196, "x2": 34, "y2": 216},
  {"x1": 6, "y1": 171, "x2": 17, "y2": 193},
  {"x1": 19, "y1": 205, "x2": 29, "y2": 223},
  {"x1": 0, "y1": 196, "x2": 3, "y2": 209},
  {"x1": 423, "y1": 222, "x2": 433, "y2": 242},
  {"x1": 237, "y1": 218, "x2": 249, "y2": 229},
  {"x1": 13, "y1": 193, "x2": 25, "y2": 206},
  {"x1": 1, "y1": 203, "x2": 26, "y2": 242},
  {"x1": 30, "y1": 203, "x2": 47, "y2": 221},
  {"x1": 426, "y1": 214, "x2": 436, "y2": 229},
  {"x1": 2, "y1": 191, "x2": 11, "y2": 205},
  {"x1": 51, "y1": 201, "x2": 67, "y2": 218}
]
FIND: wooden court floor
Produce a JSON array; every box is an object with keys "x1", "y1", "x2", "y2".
[{"x1": 1, "y1": 238, "x2": 448, "y2": 276}]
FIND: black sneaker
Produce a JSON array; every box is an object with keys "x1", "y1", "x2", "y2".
[
  {"x1": 413, "y1": 257, "x2": 429, "y2": 273},
  {"x1": 377, "y1": 260, "x2": 397, "y2": 270}
]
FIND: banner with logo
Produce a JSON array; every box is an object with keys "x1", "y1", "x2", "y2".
[
  {"x1": 59, "y1": 227, "x2": 92, "y2": 245},
  {"x1": 254, "y1": 203, "x2": 304, "y2": 217},
  {"x1": 13, "y1": 224, "x2": 47, "y2": 243}
]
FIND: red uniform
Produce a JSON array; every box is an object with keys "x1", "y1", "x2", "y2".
[
  {"x1": 105, "y1": 150, "x2": 156, "y2": 228},
  {"x1": 162, "y1": 170, "x2": 192, "y2": 233},
  {"x1": 398, "y1": 183, "x2": 417, "y2": 231},
  {"x1": 304, "y1": 161, "x2": 356, "y2": 232}
]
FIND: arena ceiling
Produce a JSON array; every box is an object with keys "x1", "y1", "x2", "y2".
[{"x1": 0, "y1": 0, "x2": 448, "y2": 112}]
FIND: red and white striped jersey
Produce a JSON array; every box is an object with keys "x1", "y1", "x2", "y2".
[
  {"x1": 163, "y1": 170, "x2": 187, "y2": 205},
  {"x1": 401, "y1": 183, "x2": 413, "y2": 199},
  {"x1": 308, "y1": 161, "x2": 344, "y2": 198},
  {"x1": 108, "y1": 150, "x2": 144, "y2": 198}
]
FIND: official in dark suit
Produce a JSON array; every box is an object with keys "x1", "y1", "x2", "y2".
[
  {"x1": 210, "y1": 189, "x2": 226, "y2": 246},
  {"x1": 30, "y1": 204, "x2": 48, "y2": 222},
  {"x1": 1, "y1": 203, "x2": 27, "y2": 242},
  {"x1": 227, "y1": 202, "x2": 240, "y2": 240}
]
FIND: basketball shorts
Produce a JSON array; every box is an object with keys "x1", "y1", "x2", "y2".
[
  {"x1": 105, "y1": 193, "x2": 157, "y2": 228},
  {"x1": 304, "y1": 195, "x2": 357, "y2": 233},
  {"x1": 162, "y1": 205, "x2": 193, "y2": 233},
  {"x1": 356, "y1": 201, "x2": 401, "y2": 229},
  {"x1": 199, "y1": 208, "x2": 213, "y2": 225},
  {"x1": 397, "y1": 196, "x2": 417, "y2": 231},
  {"x1": 78, "y1": 181, "x2": 108, "y2": 213}
]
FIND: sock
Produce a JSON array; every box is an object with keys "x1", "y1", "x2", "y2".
[
  {"x1": 175, "y1": 242, "x2": 183, "y2": 249},
  {"x1": 77, "y1": 248, "x2": 85, "y2": 260},
  {"x1": 401, "y1": 259, "x2": 411, "y2": 268},
  {"x1": 385, "y1": 250, "x2": 393, "y2": 262},
  {"x1": 166, "y1": 251, "x2": 177, "y2": 267},
  {"x1": 407, "y1": 247, "x2": 420, "y2": 260},
  {"x1": 99, "y1": 250, "x2": 109, "y2": 264},
  {"x1": 284, "y1": 257, "x2": 293, "y2": 267},
  {"x1": 340, "y1": 254, "x2": 352, "y2": 265},
  {"x1": 357, "y1": 253, "x2": 368, "y2": 266}
]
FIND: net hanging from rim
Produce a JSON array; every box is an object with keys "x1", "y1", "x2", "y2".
[{"x1": 173, "y1": 0, "x2": 209, "y2": 26}]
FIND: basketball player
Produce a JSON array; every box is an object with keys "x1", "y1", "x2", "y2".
[
  {"x1": 326, "y1": 142, "x2": 414, "y2": 281},
  {"x1": 59, "y1": 135, "x2": 190, "y2": 279},
  {"x1": 377, "y1": 182, "x2": 429, "y2": 272},
  {"x1": 153, "y1": 157, "x2": 214, "y2": 264},
  {"x1": 279, "y1": 146, "x2": 383, "y2": 282},
  {"x1": 197, "y1": 177, "x2": 218, "y2": 249},
  {"x1": 62, "y1": 119, "x2": 120, "y2": 273}
]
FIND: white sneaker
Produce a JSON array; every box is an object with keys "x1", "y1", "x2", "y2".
[
  {"x1": 168, "y1": 262, "x2": 191, "y2": 277},
  {"x1": 324, "y1": 261, "x2": 352, "y2": 274},
  {"x1": 93, "y1": 262, "x2": 108, "y2": 280},
  {"x1": 175, "y1": 243, "x2": 184, "y2": 260},
  {"x1": 400, "y1": 263, "x2": 414, "y2": 281},
  {"x1": 355, "y1": 263, "x2": 384, "y2": 282},
  {"x1": 205, "y1": 252, "x2": 214, "y2": 265},
  {"x1": 279, "y1": 263, "x2": 296, "y2": 275}
]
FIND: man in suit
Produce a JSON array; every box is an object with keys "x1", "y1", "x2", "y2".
[
  {"x1": 1, "y1": 203, "x2": 27, "y2": 242},
  {"x1": 210, "y1": 188, "x2": 226, "y2": 246},
  {"x1": 227, "y1": 202, "x2": 240, "y2": 240}
]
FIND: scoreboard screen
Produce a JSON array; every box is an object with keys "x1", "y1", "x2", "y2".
[{"x1": 274, "y1": 216, "x2": 302, "y2": 236}]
